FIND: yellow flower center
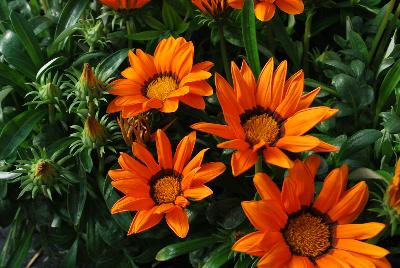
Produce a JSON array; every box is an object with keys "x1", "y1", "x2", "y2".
[
  {"x1": 152, "y1": 176, "x2": 181, "y2": 204},
  {"x1": 283, "y1": 213, "x2": 332, "y2": 258},
  {"x1": 146, "y1": 75, "x2": 178, "y2": 101},
  {"x1": 243, "y1": 114, "x2": 279, "y2": 146}
]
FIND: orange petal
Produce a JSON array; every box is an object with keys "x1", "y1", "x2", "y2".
[
  {"x1": 108, "y1": 169, "x2": 137, "y2": 181},
  {"x1": 315, "y1": 254, "x2": 348, "y2": 268},
  {"x1": 180, "y1": 93, "x2": 206, "y2": 109},
  {"x1": 257, "y1": 233, "x2": 292, "y2": 268},
  {"x1": 270, "y1": 60, "x2": 287, "y2": 110},
  {"x1": 256, "y1": 58, "x2": 274, "y2": 109},
  {"x1": 254, "y1": 2, "x2": 276, "y2": 22},
  {"x1": 191, "y1": 61, "x2": 214, "y2": 72},
  {"x1": 283, "y1": 107, "x2": 339, "y2": 136},
  {"x1": 328, "y1": 181, "x2": 368, "y2": 224},
  {"x1": 109, "y1": 79, "x2": 142, "y2": 96},
  {"x1": 241, "y1": 200, "x2": 287, "y2": 231},
  {"x1": 111, "y1": 179, "x2": 150, "y2": 197},
  {"x1": 191, "y1": 123, "x2": 237, "y2": 140},
  {"x1": 336, "y1": 222, "x2": 385, "y2": 240},
  {"x1": 217, "y1": 139, "x2": 250, "y2": 151},
  {"x1": 180, "y1": 70, "x2": 211, "y2": 86},
  {"x1": 335, "y1": 239, "x2": 390, "y2": 258},
  {"x1": 186, "y1": 81, "x2": 213, "y2": 96},
  {"x1": 231, "y1": 61, "x2": 256, "y2": 110},
  {"x1": 111, "y1": 196, "x2": 154, "y2": 214},
  {"x1": 304, "y1": 154, "x2": 321, "y2": 179},
  {"x1": 275, "y1": 70, "x2": 303, "y2": 118},
  {"x1": 128, "y1": 208, "x2": 163, "y2": 235},
  {"x1": 240, "y1": 60, "x2": 257, "y2": 95},
  {"x1": 180, "y1": 167, "x2": 199, "y2": 191},
  {"x1": 167, "y1": 86, "x2": 190, "y2": 99},
  {"x1": 330, "y1": 249, "x2": 374, "y2": 268},
  {"x1": 160, "y1": 98, "x2": 179, "y2": 113},
  {"x1": 232, "y1": 231, "x2": 266, "y2": 257},
  {"x1": 154, "y1": 203, "x2": 176, "y2": 214},
  {"x1": 287, "y1": 256, "x2": 315, "y2": 268},
  {"x1": 175, "y1": 196, "x2": 190, "y2": 208},
  {"x1": 287, "y1": 159, "x2": 314, "y2": 207},
  {"x1": 165, "y1": 207, "x2": 189, "y2": 238},
  {"x1": 275, "y1": 0, "x2": 304, "y2": 14},
  {"x1": 348, "y1": 253, "x2": 392, "y2": 268},
  {"x1": 276, "y1": 135, "x2": 320, "y2": 153},
  {"x1": 173, "y1": 131, "x2": 196, "y2": 174},
  {"x1": 253, "y1": 173, "x2": 281, "y2": 201},
  {"x1": 121, "y1": 103, "x2": 147, "y2": 118},
  {"x1": 215, "y1": 72, "x2": 244, "y2": 118},
  {"x1": 118, "y1": 153, "x2": 151, "y2": 180},
  {"x1": 183, "y1": 185, "x2": 213, "y2": 200},
  {"x1": 263, "y1": 147, "x2": 293, "y2": 168},
  {"x1": 281, "y1": 176, "x2": 301, "y2": 214},
  {"x1": 182, "y1": 148, "x2": 208, "y2": 177},
  {"x1": 231, "y1": 149, "x2": 258, "y2": 176},
  {"x1": 312, "y1": 140, "x2": 339, "y2": 152},
  {"x1": 313, "y1": 165, "x2": 348, "y2": 213},
  {"x1": 131, "y1": 142, "x2": 161, "y2": 175},
  {"x1": 296, "y1": 87, "x2": 321, "y2": 111},
  {"x1": 192, "y1": 162, "x2": 226, "y2": 186},
  {"x1": 155, "y1": 129, "x2": 173, "y2": 169}
]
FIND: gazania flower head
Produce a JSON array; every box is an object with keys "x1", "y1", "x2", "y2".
[
  {"x1": 192, "y1": 59, "x2": 338, "y2": 176},
  {"x1": 192, "y1": 0, "x2": 230, "y2": 17},
  {"x1": 388, "y1": 159, "x2": 400, "y2": 214},
  {"x1": 99, "y1": 0, "x2": 151, "y2": 10},
  {"x1": 108, "y1": 130, "x2": 226, "y2": 238},
  {"x1": 233, "y1": 156, "x2": 391, "y2": 267},
  {"x1": 228, "y1": 0, "x2": 304, "y2": 21},
  {"x1": 107, "y1": 37, "x2": 214, "y2": 118}
]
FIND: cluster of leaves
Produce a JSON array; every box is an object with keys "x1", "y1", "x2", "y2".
[{"x1": 0, "y1": 0, "x2": 399, "y2": 267}]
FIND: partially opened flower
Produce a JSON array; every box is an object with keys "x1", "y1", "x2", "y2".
[
  {"x1": 388, "y1": 159, "x2": 400, "y2": 215},
  {"x1": 233, "y1": 156, "x2": 390, "y2": 267},
  {"x1": 108, "y1": 130, "x2": 226, "y2": 237},
  {"x1": 192, "y1": 59, "x2": 338, "y2": 176},
  {"x1": 192, "y1": 0, "x2": 231, "y2": 17},
  {"x1": 228, "y1": 0, "x2": 304, "y2": 21},
  {"x1": 99, "y1": 0, "x2": 151, "y2": 10},
  {"x1": 107, "y1": 37, "x2": 214, "y2": 118}
]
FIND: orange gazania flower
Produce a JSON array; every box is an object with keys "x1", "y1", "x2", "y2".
[
  {"x1": 388, "y1": 159, "x2": 400, "y2": 214},
  {"x1": 99, "y1": 0, "x2": 151, "y2": 10},
  {"x1": 192, "y1": 0, "x2": 230, "y2": 17},
  {"x1": 192, "y1": 59, "x2": 338, "y2": 176},
  {"x1": 233, "y1": 156, "x2": 391, "y2": 267},
  {"x1": 108, "y1": 130, "x2": 226, "y2": 238},
  {"x1": 228, "y1": 0, "x2": 304, "y2": 21},
  {"x1": 107, "y1": 37, "x2": 214, "y2": 118}
]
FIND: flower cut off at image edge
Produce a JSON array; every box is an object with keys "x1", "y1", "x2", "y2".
[
  {"x1": 108, "y1": 129, "x2": 226, "y2": 238},
  {"x1": 192, "y1": 58, "x2": 339, "y2": 176},
  {"x1": 228, "y1": 0, "x2": 304, "y2": 22},
  {"x1": 232, "y1": 155, "x2": 391, "y2": 268},
  {"x1": 107, "y1": 36, "x2": 214, "y2": 118},
  {"x1": 99, "y1": 0, "x2": 151, "y2": 10}
]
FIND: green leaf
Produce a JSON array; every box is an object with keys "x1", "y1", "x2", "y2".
[
  {"x1": 0, "y1": 109, "x2": 45, "y2": 160},
  {"x1": 36, "y1": 57, "x2": 67, "y2": 80},
  {"x1": 96, "y1": 49, "x2": 129, "y2": 80},
  {"x1": 128, "y1": 31, "x2": 163, "y2": 41},
  {"x1": 10, "y1": 11, "x2": 44, "y2": 67},
  {"x1": 375, "y1": 59, "x2": 400, "y2": 121},
  {"x1": 202, "y1": 246, "x2": 232, "y2": 268},
  {"x1": 156, "y1": 236, "x2": 219, "y2": 261},
  {"x1": 55, "y1": 0, "x2": 89, "y2": 36},
  {"x1": 6, "y1": 227, "x2": 33, "y2": 268},
  {"x1": 162, "y1": 0, "x2": 182, "y2": 30},
  {"x1": 0, "y1": 31, "x2": 36, "y2": 80},
  {"x1": 0, "y1": 172, "x2": 21, "y2": 180},
  {"x1": 348, "y1": 31, "x2": 368, "y2": 62},
  {"x1": 60, "y1": 239, "x2": 79, "y2": 268},
  {"x1": 67, "y1": 180, "x2": 87, "y2": 227},
  {"x1": 338, "y1": 129, "x2": 382, "y2": 160},
  {"x1": 241, "y1": 0, "x2": 261, "y2": 77},
  {"x1": 0, "y1": 63, "x2": 28, "y2": 93}
]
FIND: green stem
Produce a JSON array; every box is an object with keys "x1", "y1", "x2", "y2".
[
  {"x1": 218, "y1": 22, "x2": 232, "y2": 84},
  {"x1": 303, "y1": 11, "x2": 314, "y2": 76},
  {"x1": 48, "y1": 104, "x2": 55, "y2": 124},
  {"x1": 368, "y1": 0, "x2": 396, "y2": 64},
  {"x1": 88, "y1": 98, "x2": 96, "y2": 116},
  {"x1": 255, "y1": 154, "x2": 263, "y2": 174},
  {"x1": 126, "y1": 16, "x2": 135, "y2": 49},
  {"x1": 97, "y1": 149, "x2": 104, "y2": 182},
  {"x1": 242, "y1": 0, "x2": 261, "y2": 77}
]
